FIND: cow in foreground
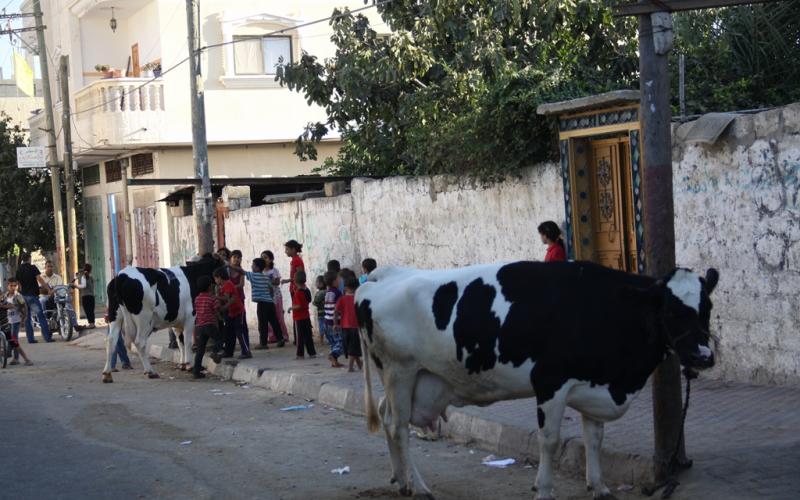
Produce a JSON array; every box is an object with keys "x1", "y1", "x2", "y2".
[
  {"x1": 102, "y1": 255, "x2": 223, "y2": 383},
  {"x1": 356, "y1": 261, "x2": 719, "y2": 499}
]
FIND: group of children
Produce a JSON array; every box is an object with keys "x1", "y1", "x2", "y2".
[{"x1": 190, "y1": 240, "x2": 376, "y2": 379}]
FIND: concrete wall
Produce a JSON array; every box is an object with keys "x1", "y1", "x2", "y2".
[
  {"x1": 673, "y1": 104, "x2": 800, "y2": 385},
  {"x1": 223, "y1": 164, "x2": 564, "y2": 333}
]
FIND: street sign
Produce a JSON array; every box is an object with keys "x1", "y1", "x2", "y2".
[{"x1": 16, "y1": 146, "x2": 47, "y2": 169}]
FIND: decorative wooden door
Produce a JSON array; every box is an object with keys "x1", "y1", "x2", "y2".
[
  {"x1": 588, "y1": 139, "x2": 629, "y2": 271},
  {"x1": 83, "y1": 196, "x2": 107, "y2": 306},
  {"x1": 133, "y1": 206, "x2": 160, "y2": 268}
]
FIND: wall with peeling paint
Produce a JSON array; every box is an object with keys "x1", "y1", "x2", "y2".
[
  {"x1": 673, "y1": 104, "x2": 800, "y2": 385},
  {"x1": 214, "y1": 103, "x2": 799, "y2": 385},
  {"x1": 222, "y1": 165, "x2": 564, "y2": 333}
]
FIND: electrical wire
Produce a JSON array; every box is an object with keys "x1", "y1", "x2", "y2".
[{"x1": 70, "y1": 0, "x2": 395, "y2": 117}]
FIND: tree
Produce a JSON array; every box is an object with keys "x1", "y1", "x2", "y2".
[
  {"x1": 0, "y1": 114, "x2": 55, "y2": 259},
  {"x1": 276, "y1": 0, "x2": 637, "y2": 179},
  {"x1": 671, "y1": 2, "x2": 800, "y2": 115}
]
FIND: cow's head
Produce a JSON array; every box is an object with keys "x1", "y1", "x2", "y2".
[{"x1": 633, "y1": 268, "x2": 719, "y2": 370}]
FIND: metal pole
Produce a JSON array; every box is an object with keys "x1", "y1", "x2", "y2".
[
  {"x1": 120, "y1": 162, "x2": 134, "y2": 266},
  {"x1": 32, "y1": 0, "x2": 66, "y2": 278},
  {"x1": 185, "y1": 0, "x2": 214, "y2": 255},
  {"x1": 679, "y1": 53, "x2": 686, "y2": 121},
  {"x1": 59, "y1": 55, "x2": 79, "y2": 311},
  {"x1": 638, "y1": 8, "x2": 687, "y2": 482}
]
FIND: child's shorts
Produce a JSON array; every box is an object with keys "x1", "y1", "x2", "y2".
[{"x1": 342, "y1": 328, "x2": 362, "y2": 358}]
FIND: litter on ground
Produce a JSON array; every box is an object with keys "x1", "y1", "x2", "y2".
[
  {"x1": 331, "y1": 466, "x2": 350, "y2": 475},
  {"x1": 280, "y1": 404, "x2": 314, "y2": 411},
  {"x1": 180, "y1": 440, "x2": 192, "y2": 446},
  {"x1": 482, "y1": 457, "x2": 516, "y2": 468}
]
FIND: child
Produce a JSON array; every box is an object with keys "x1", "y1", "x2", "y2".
[
  {"x1": 2, "y1": 278, "x2": 33, "y2": 366},
  {"x1": 246, "y1": 258, "x2": 285, "y2": 349},
  {"x1": 214, "y1": 267, "x2": 251, "y2": 360},
  {"x1": 261, "y1": 250, "x2": 288, "y2": 344},
  {"x1": 360, "y1": 258, "x2": 377, "y2": 284},
  {"x1": 538, "y1": 221, "x2": 566, "y2": 262},
  {"x1": 291, "y1": 271, "x2": 316, "y2": 359},
  {"x1": 227, "y1": 250, "x2": 249, "y2": 351},
  {"x1": 282, "y1": 240, "x2": 305, "y2": 345},
  {"x1": 312, "y1": 275, "x2": 327, "y2": 343},
  {"x1": 193, "y1": 275, "x2": 223, "y2": 379},
  {"x1": 335, "y1": 277, "x2": 363, "y2": 372},
  {"x1": 323, "y1": 271, "x2": 343, "y2": 367}
]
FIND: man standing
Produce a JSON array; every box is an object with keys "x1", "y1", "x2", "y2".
[{"x1": 16, "y1": 253, "x2": 53, "y2": 343}]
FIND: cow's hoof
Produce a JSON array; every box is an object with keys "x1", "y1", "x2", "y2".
[
  {"x1": 102, "y1": 373, "x2": 113, "y2": 383},
  {"x1": 147, "y1": 372, "x2": 160, "y2": 379},
  {"x1": 399, "y1": 486, "x2": 413, "y2": 497}
]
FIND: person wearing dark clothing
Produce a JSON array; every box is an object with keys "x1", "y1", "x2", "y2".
[
  {"x1": 334, "y1": 277, "x2": 363, "y2": 372},
  {"x1": 16, "y1": 254, "x2": 52, "y2": 343},
  {"x1": 291, "y1": 271, "x2": 315, "y2": 359}
]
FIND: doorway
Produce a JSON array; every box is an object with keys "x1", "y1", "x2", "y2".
[{"x1": 587, "y1": 136, "x2": 638, "y2": 272}]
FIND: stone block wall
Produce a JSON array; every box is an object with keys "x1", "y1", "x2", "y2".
[{"x1": 673, "y1": 104, "x2": 800, "y2": 384}]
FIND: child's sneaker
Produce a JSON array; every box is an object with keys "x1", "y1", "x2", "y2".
[
  {"x1": 238, "y1": 353, "x2": 252, "y2": 360},
  {"x1": 9, "y1": 359, "x2": 19, "y2": 365}
]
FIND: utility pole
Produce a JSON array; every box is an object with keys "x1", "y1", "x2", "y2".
[
  {"x1": 120, "y1": 162, "x2": 134, "y2": 266},
  {"x1": 59, "y1": 55, "x2": 79, "y2": 310},
  {"x1": 33, "y1": 0, "x2": 67, "y2": 278},
  {"x1": 185, "y1": 0, "x2": 214, "y2": 255},
  {"x1": 636, "y1": 7, "x2": 685, "y2": 484}
]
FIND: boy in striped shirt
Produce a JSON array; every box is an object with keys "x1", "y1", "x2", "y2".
[
  {"x1": 193, "y1": 275, "x2": 223, "y2": 379},
  {"x1": 247, "y1": 258, "x2": 286, "y2": 350}
]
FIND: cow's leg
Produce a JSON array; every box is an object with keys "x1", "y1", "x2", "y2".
[
  {"x1": 182, "y1": 317, "x2": 195, "y2": 369},
  {"x1": 102, "y1": 320, "x2": 122, "y2": 383},
  {"x1": 534, "y1": 396, "x2": 567, "y2": 500},
  {"x1": 379, "y1": 396, "x2": 403, "y2": 486},
  {"x1": 133, "y1": 318, "x2": 158, "y2": 379},
  {"x1": 383, "y1": 366, "x2": 432, "y2": 499},
  {"x1": 174, "y1": 327, "x2": 187, "y2": 369},
  {"x1": 582, "y1": 415, "x2": 614, "y2": 499}
]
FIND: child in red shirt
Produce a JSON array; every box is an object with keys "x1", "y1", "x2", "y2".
[
  {"x1": 192, "y1": 275, "x2": 223, "y2": 378},
  {"x1": 335, "y1": 277, "x2": 363, "y2": 372},
  {"x1": 291, "y1": 270, "x2": 316, "y2": 359},
  {"x1": 538, "y1": 221, "x2": 567, "y2": 262},
  {"x1": 214, "y1": 267, "x2": 251, "y2": 359}
]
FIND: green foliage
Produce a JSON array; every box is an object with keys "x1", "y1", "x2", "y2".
[
  {"x1": 276, "y1": 0, "x2": 637, "y2": 179},
  {"x1": 278, "y1": 0, "x2": 800, "y2": 178},
  {"x1": 0, "y1": 115, "x2": 55, "y2": 258},
  {"x1": 672, "y1": 2, "x2": 800, "y2": 115}
]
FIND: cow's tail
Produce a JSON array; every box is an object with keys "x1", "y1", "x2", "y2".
[{"x1": 357, "y1": 299, "x2": 381, "y2": 434}]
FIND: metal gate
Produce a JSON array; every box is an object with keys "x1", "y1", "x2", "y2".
[
  {"x1": 133, "y1": 206, "x2": 159, "y2": 268},
  {"x1": 83, "y1": 196, "x2": 107, "y2": 306}
]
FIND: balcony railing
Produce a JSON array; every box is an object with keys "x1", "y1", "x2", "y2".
[{"x1": 72, "y1": 78, "x2": 167, "y2": 151}]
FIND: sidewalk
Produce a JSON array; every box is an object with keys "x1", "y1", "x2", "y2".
[{"x1": 72, "y1": 329, "x2": 800, "y2": 498}]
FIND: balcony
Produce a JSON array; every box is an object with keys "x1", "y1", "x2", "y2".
[{"x1": 73, "y1": 78, "x2": 167, "y2": 153}]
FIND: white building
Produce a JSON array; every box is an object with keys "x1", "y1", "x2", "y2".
[{"x1": 24, "y1": 0, "x2": 381, "y2": 305}]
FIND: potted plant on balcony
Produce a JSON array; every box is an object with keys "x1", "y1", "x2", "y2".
[
  {"x1": 94, "y1": 64, "x2": 111, "y2": 78},
  {"x1": 152, "y1": 62, "x2": 162, "y2": 78}
]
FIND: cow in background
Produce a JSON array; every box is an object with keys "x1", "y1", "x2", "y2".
[
  {"x1": 356, "y1": 261, "x2": 719, "y2": 499},
  {"x1": 102, "y1": 254, "x2": 223, "y2": 383}
]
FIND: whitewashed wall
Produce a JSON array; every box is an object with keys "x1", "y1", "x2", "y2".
[
  {"x1": 223, "y1": 164, "x2": 564, "y2": 332},
  {"x1": 215, "y1": 102, "x2": 800, "y2": 385},
  {"x1": 673, "y1": 104, "x2": 800, "y2": 385}
]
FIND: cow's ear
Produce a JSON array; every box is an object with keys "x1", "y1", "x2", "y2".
[
  {"x1": 704, "y1": 268, "x2": 719, "y2": 295},
  {"x1": 620, "y1": 282, "x2": 664, "y2": 308}
]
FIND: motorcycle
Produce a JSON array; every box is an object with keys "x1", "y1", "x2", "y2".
[{"x1": 47, "y1": 285, "x2": 76, "y2": 341}]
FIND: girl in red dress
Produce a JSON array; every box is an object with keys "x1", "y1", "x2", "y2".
[
  {"x1": 282, "y1": 240, "x2": 305, "y2": 345},
  {"x1": 538, "y1": 221, "x2": 566, "y2": 262}
]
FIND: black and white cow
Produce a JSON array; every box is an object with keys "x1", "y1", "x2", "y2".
[
  {"x1": 101, "y1": 255, "x2": 223, "y2": 383},
  {"x1": 356, "y1": 261, "x2": 719, "y2": 500}
]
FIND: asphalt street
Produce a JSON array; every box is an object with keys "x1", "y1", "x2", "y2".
[{"x1": 0, "y1": 341, "x2": 642, "y2": 500}]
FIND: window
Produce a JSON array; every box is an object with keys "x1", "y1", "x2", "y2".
[
  {"x1": 131, "y1": 153, "x2": 154, "y2": 177},
  {"x1": 105, "y1": 160, "x2": 122, "y2": 183},
  {"x1": 83, "y1": 165, "x2": 100, "y2": 186},
  {"x1": 233, "y1": 35, "x2": 291, "y2": 75}
]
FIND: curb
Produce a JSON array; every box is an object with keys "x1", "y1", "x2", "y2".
[{"x1": 150, "y1": 344, "x2": 653, "y2": 486}]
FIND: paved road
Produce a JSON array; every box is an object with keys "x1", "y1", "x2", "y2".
[{"x1": 1, "y1": 342, "x2": 644, "y2": 500}]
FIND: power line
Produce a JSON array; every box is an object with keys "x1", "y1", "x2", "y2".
[{"x1": 70, "y1": 0, "x2": 395, "y2": 117}]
